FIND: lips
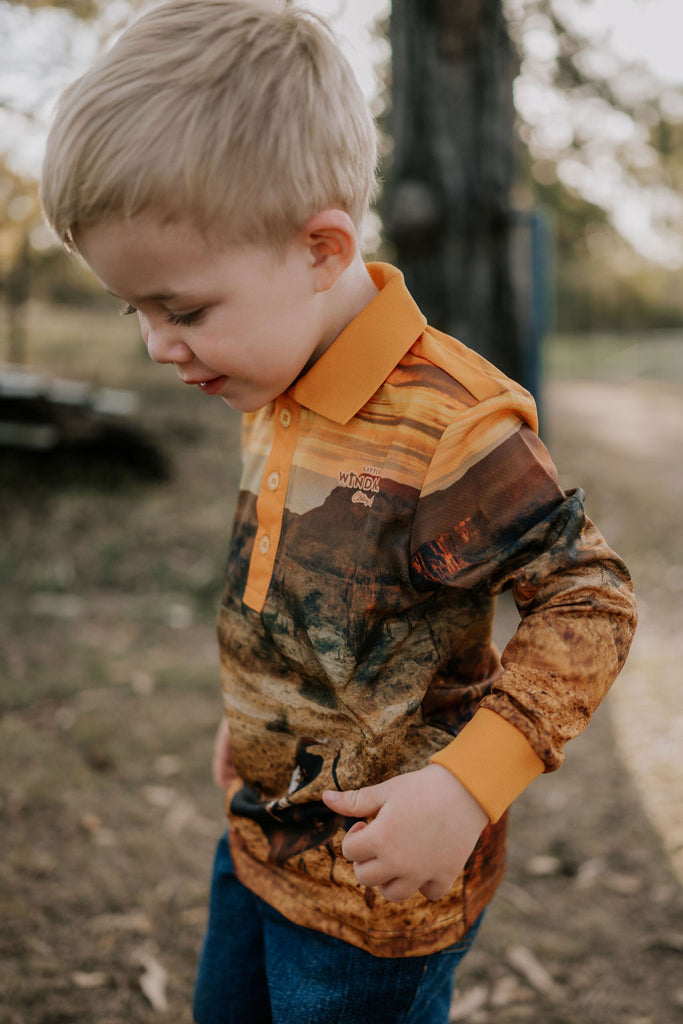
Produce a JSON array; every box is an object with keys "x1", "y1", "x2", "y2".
[
  {"x1": 182, "y1": 375, "x2": 229, "y2": 395},
  {"x1": 198, "y1": 376, "x2": 229, "y2": 395}
]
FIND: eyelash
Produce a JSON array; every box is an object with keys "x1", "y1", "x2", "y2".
[
  {"x1": 166, "y1": 309, "x2": 203, "y2": 327},
  {"x1": 119, "y1": 303, "x2": 203, "y2": 326}
]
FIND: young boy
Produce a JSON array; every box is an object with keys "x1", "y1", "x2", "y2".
[{"x1": 41, "y1": 2, "x2": 637, "y2": 1022}]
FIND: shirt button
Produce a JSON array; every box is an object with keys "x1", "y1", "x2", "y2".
[
  {"x1": 267, "y1": 471, "x2": 280, "y2": 491},
  {"x1": 258, "y1": 534, "x2": 271, "y2": 555},
  {"x1": 279, "y1": 407, "x2": 292, "y2": 429}
]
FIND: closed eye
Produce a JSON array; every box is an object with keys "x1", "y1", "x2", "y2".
[
  {"x1": 166, "y1": 309, "x2": 204, "y2": 327},
  {"x1": 118, "y1": 302, "x2": 204, "y2": 327}
]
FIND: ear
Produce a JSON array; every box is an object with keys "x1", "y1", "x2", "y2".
[{"x1": 299, "y1": 210, "x2": 358, "y2": 292}]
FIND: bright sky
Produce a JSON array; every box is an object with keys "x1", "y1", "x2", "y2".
[{"x1": 554, "y1": 0, "x2": 683, "y2": 85}]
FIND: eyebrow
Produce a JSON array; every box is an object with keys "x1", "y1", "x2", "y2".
[{"x1": 107, "y1": 289, "x2": 177, "y2": 302}]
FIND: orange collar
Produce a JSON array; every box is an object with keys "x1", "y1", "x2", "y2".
[{"x1": 290, "y1": 263, "x2": 427, "y2": 424}]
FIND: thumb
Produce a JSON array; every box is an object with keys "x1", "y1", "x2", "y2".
[{"x1": 322, "y1": 782, "x2": 386, "y2": 818}]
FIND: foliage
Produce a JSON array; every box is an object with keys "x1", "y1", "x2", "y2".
[
  {"x1": 507, "y1": 0, "x2": 683, "y2": 247},
  {"x1": 504, "y1": 0, "x2": 683, "y2": 328}
]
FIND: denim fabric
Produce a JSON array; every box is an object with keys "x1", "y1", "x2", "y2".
[{"x1": 193, "y1": 833, "x2": 482, "y2": 1024}]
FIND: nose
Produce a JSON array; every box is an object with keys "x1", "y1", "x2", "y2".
[{"x1": 143, "y1": 322, "x2": 193, "y2": 366}]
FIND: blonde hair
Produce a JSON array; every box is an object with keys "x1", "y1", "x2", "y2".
[{"x1": 41, "y1": 0, "x2": 378, "y2": 250}]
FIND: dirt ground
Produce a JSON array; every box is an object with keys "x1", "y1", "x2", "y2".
[{"x1": 1, "y1": 307, "x2": 682, "y2": 1023}]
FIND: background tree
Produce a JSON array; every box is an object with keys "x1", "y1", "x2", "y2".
[
  {"x1": 384, "y1": 0, "x2": 530, "y2": 384},
  {"x1": 383, "y1": 0, "x2": 683, "y2": 390}
]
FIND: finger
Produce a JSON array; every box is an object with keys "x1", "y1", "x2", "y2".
[
  {"x1": 341, "y1": 822, "x2": 379, "y2": 863},
  {"x1": 418, "y1": 877, "x2": 452, "y2": 901},
  {"x1": 377, "y1": 877, "x2": 418, "y2": 902},
  {"x1": 341, "y1": 820, "x2": 368, "y2": 858},
  {"x1": 322, "y1": 783, "x2": 386, "y2": 819},
  {"x1": 345, "y1": 820, "x2": 367, "y2": 838},
  {"x1": 352, "y1": 858, "x2": 393, "y2": 889}
]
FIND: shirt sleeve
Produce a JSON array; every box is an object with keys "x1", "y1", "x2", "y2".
[{"x1": 411, "y1": 400, "x2": 638, "y2": 822}]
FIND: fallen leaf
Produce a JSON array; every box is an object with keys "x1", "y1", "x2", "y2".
[
  {"x1": 574, "y1": 856, "x2": 606, "y2": 889},
  {"x1": 602, "y1": 871, "x2": 642, "y2": 896},
  {"x1": 498, "y1": 880, "x2": 542, "y2": 914},
  {"x1": 525, "y1": 854, "x2": 562, "y2": 877},
  {"x1": 72, "y1": 970, "x2": 107, "y2": 989},
  {"x1": 143, "y1": 784, "x2": 177, "y2": 808},
  {"x1": 506, "y1": 945, "x2": 563, "y2": 1002},
  {"x1": 133, "y1": 947, "x2": 168, "y2": 1013},
  {"x1": 490, "y1": 974, "x2": 534, "y2": 1008},
  {"x1": 449, "y1": 984, "x2": 488, "y2": 1020}
]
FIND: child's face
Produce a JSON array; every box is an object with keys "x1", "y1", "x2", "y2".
[{"x1": 77, "y1": 214, "x2": 331, "y2": 413}]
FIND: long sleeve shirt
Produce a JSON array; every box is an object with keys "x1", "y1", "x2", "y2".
[{"x1": 217, "y1": 262, "x2": 637, "y2": 956}]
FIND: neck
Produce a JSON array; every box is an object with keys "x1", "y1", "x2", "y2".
[{"x1": 315, "y1": 253, "x2": 379, "y2": 360}]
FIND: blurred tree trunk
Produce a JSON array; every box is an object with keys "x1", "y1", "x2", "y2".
[{"x1": 385, "y1": 0, "x2": 525, "y2": 384}]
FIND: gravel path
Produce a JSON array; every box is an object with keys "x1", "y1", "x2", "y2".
[{"x1": 547, "y1": 376, "x2": 683, "y2": 886}]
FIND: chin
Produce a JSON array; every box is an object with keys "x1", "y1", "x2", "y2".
[{"x1": 221, "y1": 393, "x2": 269, "y2": 414}]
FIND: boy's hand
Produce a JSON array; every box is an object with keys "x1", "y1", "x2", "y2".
[
  {"x1": 322, "y1": 765, "x2": 488, "y2": 902},
  {"x1": 212, "y1": 717, "x2": 239, "y2": 790}
]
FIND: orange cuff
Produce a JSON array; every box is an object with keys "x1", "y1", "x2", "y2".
[{"x1": 430, "y1": 708, "x2": 544, "y2": 823}]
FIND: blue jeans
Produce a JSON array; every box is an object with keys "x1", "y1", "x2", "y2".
[{"x1": 193, "y1": 833, "x2": 482, "y2": 1024}]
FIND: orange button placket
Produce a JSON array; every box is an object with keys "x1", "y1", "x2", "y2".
[{"x1": 242, "y1": 397, "x2": 300, "y2": 613}]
